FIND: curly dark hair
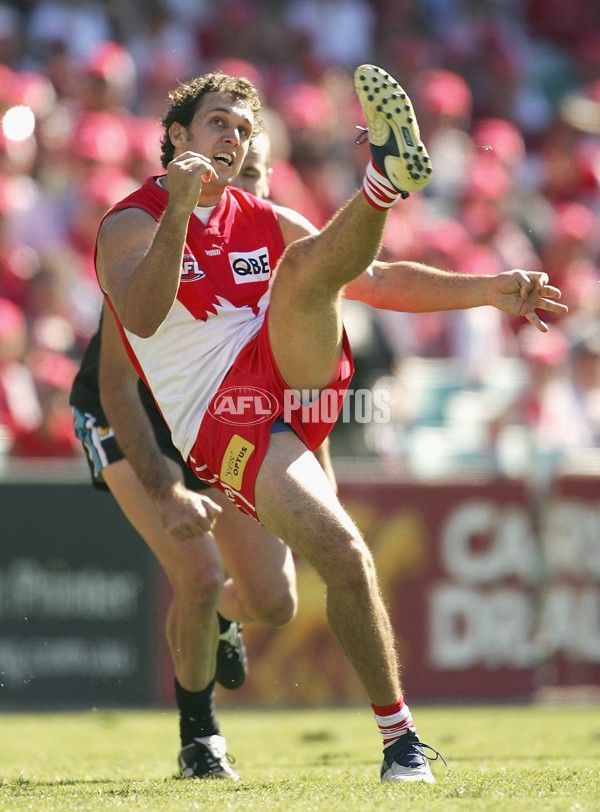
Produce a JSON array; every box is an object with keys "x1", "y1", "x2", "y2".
[{"x1": 159, "y1": 73, "x2": 263, "y2": 168}]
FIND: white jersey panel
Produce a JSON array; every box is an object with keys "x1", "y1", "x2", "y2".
[{"x1": 125, "y1": 289, "x2": 270, "y2": 459}]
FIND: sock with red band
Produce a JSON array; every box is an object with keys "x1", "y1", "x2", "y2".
[
  {"x1": 372, "y1": 696, "x2": 416, "y2": 748},
  {"x1": 362, "y1": 159, "x2": 405, "y2": 210}
]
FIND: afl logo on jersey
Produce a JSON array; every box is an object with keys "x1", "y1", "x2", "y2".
[
  {"x1": 180, "y1": 254, "x2": 205, "y2": 282},
  {"x1": 229, "y1": 247, "x2": 271, "y2": 284},
  {"x1": 208, "y1": 386, "x2": 279, "y2": 425}
]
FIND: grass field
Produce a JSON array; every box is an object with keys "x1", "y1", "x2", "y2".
[{"x1": 0, "y1": 704, "x2": 599, "y2": 810}]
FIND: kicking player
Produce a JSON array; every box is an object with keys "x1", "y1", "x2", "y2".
[{"x1": 94, "y1": 65, "x2": 566, "y2": 782}]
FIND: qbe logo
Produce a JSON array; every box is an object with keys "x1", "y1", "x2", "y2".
[
  {"x1": 208, "y1": 386, "x2": 279, "y2": 425},
  {"x1": 229, "y1": 247, "x2": 271, "y2": 284}
]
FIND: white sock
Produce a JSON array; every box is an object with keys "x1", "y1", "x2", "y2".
[{"x1": 372, "y1": 697, "x2": 417, "y2": 748}]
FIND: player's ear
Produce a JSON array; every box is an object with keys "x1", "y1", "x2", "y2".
[{"x1": 168, "y1": 121, "x2": 187, "y2": 148}]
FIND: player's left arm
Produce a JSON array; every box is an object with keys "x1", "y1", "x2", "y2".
[{"x1": 345, "y1": 262, "x2": 568, "y2": 333}]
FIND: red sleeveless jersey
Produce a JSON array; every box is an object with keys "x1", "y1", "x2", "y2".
[{"x1": 98, "y1": 176, "x2": 286, "y2": 459}]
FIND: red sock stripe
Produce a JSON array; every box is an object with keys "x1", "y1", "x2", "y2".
[
  {"x1": 362, "y1": 160, "x2": 399, "y2": 210},
  {"x1": 362, "y1": 179, "x2": 396, "y2": 210},
  {"x1": 365, "y1": 178, "x2": 395, "y2": 204},
  {"x1": 371, "y1": 699, "x2": 405, "y2": 716},
  {"x1": 372, "y1": 697, "x2": 416, "y2": 746},
  {"x1": 361, "y1": 186, "x2": 388, "y2": 211}
]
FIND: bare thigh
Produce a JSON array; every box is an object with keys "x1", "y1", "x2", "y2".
[
  {"x1": 268, "y1": 192, "x2": 386, "y2": 392},
  {"x1": 254, "y1": 431, "x2": 364, "y2": 579},
  {"x1": 268, "y1": 256, "x2": 344, "y2": 392}
]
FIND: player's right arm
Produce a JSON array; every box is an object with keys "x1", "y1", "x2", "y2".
[
  {"x1": 97, "y1": 152, "x2": 217, "y2": 338},
  {"x1": 96, "y1": 206, "x2": 184, "y2": 338},
  {"x1": 99, "y1": 306, "x2": 221, "y2": 539}
]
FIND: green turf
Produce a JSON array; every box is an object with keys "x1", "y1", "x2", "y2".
[{"x1": 0, "y1": 704, "x2": 599, "y2": 810}]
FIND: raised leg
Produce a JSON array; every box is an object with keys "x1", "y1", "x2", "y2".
[{"x1": 268, "y1": 191, "x2": 388, "y2": 392}]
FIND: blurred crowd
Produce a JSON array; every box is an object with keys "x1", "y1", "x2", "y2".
[{"x1": 0, "y1": 0, "x2": 599, "y2": 480}]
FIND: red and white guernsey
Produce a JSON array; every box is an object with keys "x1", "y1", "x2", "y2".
[{"x1": 99, "y1": 176, "x2": 286, "y2": 459}]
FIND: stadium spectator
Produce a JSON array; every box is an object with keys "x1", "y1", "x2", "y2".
[
  {"x1": 0, "y1": 297, "x2": 41, "y2": 447},
  {"x1": 283, "y1": 0, "x2": 377, "y2": 74},
  {"x1": 25, "y1": 0, "x2": 113, "y2": 67},
  {"x1": 488, "y1": 326, "x2": 592, "y2": 477},
  {"x1": 11, "y1": 348, "x2": 79, "y2": 457},
  {"x1": 126, "y1": 0, "x2": 199, "y2": 108},
  {"x1": 568, "y1": 325, "x2": 600, "y2": 447}
]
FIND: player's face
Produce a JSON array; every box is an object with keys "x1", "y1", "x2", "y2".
[
  {"x1": 234, "y1": 137, "x2": 271, "y2": 199},
  {"x1": 181, "y1": 91, "x2": 254, "y2": 186}
]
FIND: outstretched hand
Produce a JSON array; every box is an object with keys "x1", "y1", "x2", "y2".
[
  {"x1": 158, "y1": 482, "x2": 223, "y2": 541},
  {"x1": 490, "y1": 270, "x2": 568, "y2": 332}
]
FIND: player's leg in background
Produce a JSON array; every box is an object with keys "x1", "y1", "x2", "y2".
[
  {"x1": 102, "y1": 457, "x2": 224, "y2": 691},
  {"x1": 209, "y1": 488, "x2": 298, "y2": 628},
  {"x1": 102, "y1": 457, "x2": 298, "y2": 684}
]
